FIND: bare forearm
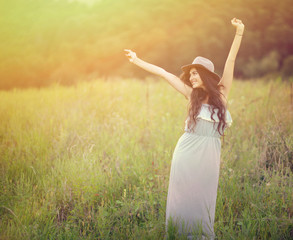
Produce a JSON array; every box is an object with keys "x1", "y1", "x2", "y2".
[
  {"x1": 132, "y1": 57, "x2": 166, "y2": 77},
  {"x1": 222, "y1": 32, "x2": 243, "y2": 81},
  {"x1": 227, "y1": 31, "x2": 244, "y2": 62}
]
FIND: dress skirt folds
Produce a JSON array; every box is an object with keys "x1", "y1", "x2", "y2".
[{"x1": 165, "y1": 104, "x2": 232, "y2": 239}]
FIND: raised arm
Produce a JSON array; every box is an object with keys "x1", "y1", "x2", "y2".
[
  {"x1": 124, "y1": 49, "x2": 192, "y2": 99},
  {"x1": 219, "y1": 18, "x2": 245, "y2": 100}
]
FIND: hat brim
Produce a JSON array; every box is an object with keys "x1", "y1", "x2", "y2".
[{"x1": 181, "y1": 64, "x2": 221, "y2": 82}]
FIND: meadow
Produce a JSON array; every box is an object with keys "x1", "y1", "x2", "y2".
[{"x1": 0, "y1": 78, "x2": 292, "y2": 239}]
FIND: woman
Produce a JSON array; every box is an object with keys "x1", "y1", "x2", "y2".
[{"x1": 125, "y1": 18, "x2": 244, "y2": 239}]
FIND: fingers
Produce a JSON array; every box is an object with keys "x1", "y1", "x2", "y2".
[
  {"x1": 124, "y1": 49, "x2": 131, "y2": 57},
  {"x1": 124, "y1": 49, "x2": 133, "y2": 53},
  {"x1": 231, "y1": 18, "x2": 243, "y2": 24},
  {"x1": 124, "y1": 49, "x2": 136, "y2": 62},
  {"x1": 124, "y1": 49, "x2": 134, "y2": 56}
]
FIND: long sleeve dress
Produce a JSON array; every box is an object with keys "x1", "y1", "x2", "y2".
[{"x1": 165, "y1": 103, "x2": 232, "y2": 239}]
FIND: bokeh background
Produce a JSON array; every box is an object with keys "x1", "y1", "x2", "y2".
[
  {"x1": 1, "y1": 0, "x2": 293, "y2": 90},
  {"x1": 1, "y1": 1, "x2": 293, "y2": 239}
]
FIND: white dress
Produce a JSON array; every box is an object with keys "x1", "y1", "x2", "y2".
[{"x1": 165, "y1": 104, "x2": 232, "y2": 239}]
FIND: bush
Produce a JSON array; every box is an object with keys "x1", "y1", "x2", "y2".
[
  {"x1": 242, "y1": 51, "x2": 280, "y2": 78},
  {"x1": 281, "y1": 55, "x2": 293, "y2": 78}
]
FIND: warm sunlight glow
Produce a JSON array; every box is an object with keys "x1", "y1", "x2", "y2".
[{"x1": 0, "y1": 0, "x2": 292, "y2": 89}]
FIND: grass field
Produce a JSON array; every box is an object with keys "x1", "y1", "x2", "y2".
[{"x1": 0, "y1": 78, "x2": 292, "y2": 239}]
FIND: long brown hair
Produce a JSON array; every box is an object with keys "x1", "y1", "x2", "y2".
[{"x1": 180, "y1": 67, "x2": 227, "y2": 136}]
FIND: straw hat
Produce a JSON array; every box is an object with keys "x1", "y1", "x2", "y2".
[{"x1": 181, "y1": 56, "x2": 221, "y2": 82}]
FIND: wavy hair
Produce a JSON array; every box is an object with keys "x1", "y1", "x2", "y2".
[{"x1": 180, "y1": 67, "x2": 227, "y2": 136}]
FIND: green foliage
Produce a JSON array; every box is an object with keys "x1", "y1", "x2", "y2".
[
  {"x1": 1, "y1": 0, "x2": 293, "y2": 89},
  {"x1": 242, "y1": 51, "x2": 280, "y2": 78},
  {"x1": 0, "y1": 78, "x2": 292, "y2": 239},
  {"x1": 281, "y1": 55, "x2": 293, "y2": 78}
]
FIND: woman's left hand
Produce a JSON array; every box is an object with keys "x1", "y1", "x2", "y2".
[{"x1": 231, "y1": 18, "x2": 245, "y2": 34}]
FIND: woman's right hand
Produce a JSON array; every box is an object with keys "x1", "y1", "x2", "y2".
[
  {"x1": 124, "y1": 49, "x2": 137, "y2": 63},
  {"x1": 231, "y1": 18, "x2": 244, "y2": 35}
]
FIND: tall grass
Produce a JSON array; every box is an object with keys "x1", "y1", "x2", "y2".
[{"x1": 0, "y1": 78, "x2": 292, "y2": 239}]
